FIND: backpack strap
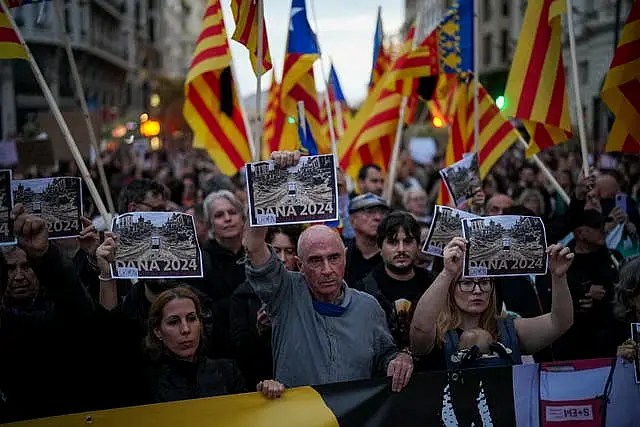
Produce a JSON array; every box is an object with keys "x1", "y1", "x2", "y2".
[{"x1": 497, "y1": 316, "x2": 522, "y2": 364}]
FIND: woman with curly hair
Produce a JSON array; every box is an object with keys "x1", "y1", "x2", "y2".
[{"x1": 612, "y1": 257, "x2": 640, "y2": 362}]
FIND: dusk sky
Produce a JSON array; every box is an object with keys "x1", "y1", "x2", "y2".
[{"x1": 220, "y1": 0, "x2": 405, "y2": 107}]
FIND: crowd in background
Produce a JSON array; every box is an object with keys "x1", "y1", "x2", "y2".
[{"x1": 1, "y1": 139, "x2": 640, "y2": 423}]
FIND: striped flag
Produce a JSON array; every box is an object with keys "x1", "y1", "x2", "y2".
[
  {"x1": 230, "y1": 0, "x2": 272, "y2": 76},
  {"x1": 438, "y1": 78, "x2": 520, "y2": 205},
  {"x1": 428, "y1": 74, "x2": 459, "y2": 126},
  {"x1": 183, "y1": 0, "x2": 251, "y2": 176},
  {"x1": 327, "y1": 62, "x2": 351, "y2": 136},
  {"x1": 298, "y1": 105, "x2": 318, "y2": 156},
  {"x1": 601, "y1": 0, "x2": 640, "y2": 153},
  {"x1": 369, "y1": 6, "x2": 391, "y2": 89},
  {"x1": 280, "y1": 0, "x2": 329, "y2": 154},
  {"x1": 0, "y1": 9, "x2": 27, "y2": 60},
  {"x1": 5, "y1": 0, "x2": 51, "y2": 7},
  {"x1": 262, "y1": 74, "x2": 287, "y2": 159},
  {"x1": 504, "y1": 0, "x2": 572, "y2": 157}
]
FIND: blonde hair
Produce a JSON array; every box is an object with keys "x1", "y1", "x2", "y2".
[{"x1": 434, "y1": 277, "x2": 502, "y2": 348}]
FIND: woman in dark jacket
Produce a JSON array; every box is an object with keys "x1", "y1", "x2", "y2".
[{"x1": 145, "y1": 286, "x2": 285, "y2": 403}]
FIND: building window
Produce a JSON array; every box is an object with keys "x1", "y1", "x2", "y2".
[
  {"x1": 483, "y1": 34, "x2": 492, "y2": 66},
  {"x1": 483, "y1": 0, "x2": 491, "y2": 21},
  {"x1": 502, "y1": 0, "x2": 510, "y2": 16},
  {"x1": 501, "y1": 30, "x2": 509, "y2": 62},
  {"x1": 579, "y1": 60, "x2": 589, "y2": 85}
]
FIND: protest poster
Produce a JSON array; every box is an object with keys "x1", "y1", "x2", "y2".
[
  {"x1": 439, "y1": 152, "x2": 482, "y2": 207},
  {"x1": 632, "y1": 323, "x2": 640, "y2": 384},
  {"x1": 12, "y1": 177, "x2": 82, "y2": 239},
  {"x1": 110, "y1": 212, "x2": 203, "y2": 279},
  {"x1": 423, "y1": 205, "x2": 479, "y2": 257},
  {"x1": 0, "y1": 170, "x2": 16, "y2": 246},
  {"x1": 246, "y1": 154, "x2": 338, "y2": 226},
  {"x1": 461, "y1": 215, "x2": 548, "y2": 277}
]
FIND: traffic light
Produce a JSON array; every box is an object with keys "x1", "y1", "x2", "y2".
[
  {"x1": 432, "y1": 116, "x2": 444, "y2": 128},
  {"x1": 496, "y1": 95, "x2": 506, "y2": 110},
  {"x1": 287, "y1": 116, "x2": 296, "y2": 124}
]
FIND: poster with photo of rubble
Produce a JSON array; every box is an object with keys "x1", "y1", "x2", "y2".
[
  {"x1": 12, "y1": 177, "x2": 82, "y2": 239},
  {"x1": 422, "y1": 205, "x2": 479, "y2": 257},
  {"x1": 439, "y1": 153, "x2": 482, "y2": 207},
  {"x1": 110, "y1": 212, "x2": 203, "y2": 279},
  {"x1": 245, "y1": 154, "x2": 338, "y2": 226},
  {"x1": 632, "y1": 323, "x2": 640, "y2": 384},
  {"x1": 0, "y1": 170, "x2": 16, "y2": 246},
  {"x1": 461, "y1": 215, "x2": 548, "y2": 277}
]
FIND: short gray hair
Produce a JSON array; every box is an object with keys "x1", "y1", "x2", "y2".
[
  {"x1": 613, "y1": 256, "x2": 640, "y2": 322},
  {"x1": 203, "y1": 190, "x2": 245, "y2": 225}
]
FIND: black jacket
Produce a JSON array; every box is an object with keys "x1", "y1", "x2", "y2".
[
  {"x1": 147, "y1": 354, "x2": 245, "y2": 403},
  {"x1": 229, "y1": 281, "x2": 273, "y2": 388}
]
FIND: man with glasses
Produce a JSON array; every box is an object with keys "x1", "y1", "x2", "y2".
[
  {"x1": 244, "y1": 151, "x2": 413, "y2": 392},
  {"x1": 344, "y1": 193, "x2": 390, "y2": 286}
]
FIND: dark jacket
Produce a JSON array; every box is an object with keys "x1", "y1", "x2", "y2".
[
  {"x1": 229, "y1": 281, "x2": 273, "y2": 388},
  {"x1": 147, "y1": 354, "x2": 245, "y2": 403},
  {"x1": 0, "y1": 245, "x2": 95, "y2": 422}
]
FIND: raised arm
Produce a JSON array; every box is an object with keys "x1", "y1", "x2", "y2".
[
  {"x1": 410, "y1": 237, "x2": 465, "y2": 356},
  {"x1": 514, "y1": 244, "x2": 574, "y2": 354},
  {"x1": 95, "y1": 232, "x2": 119, "y2": 311}
]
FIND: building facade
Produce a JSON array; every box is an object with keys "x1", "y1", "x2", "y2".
[{"x1": 0, "y1": 0, "x2": 204, "y2": 139}]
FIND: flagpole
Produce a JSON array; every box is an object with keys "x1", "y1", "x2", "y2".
[
  {"x1": 309, "y1": 0, "x2": 338, "y2": 159},
  {"x1": 473, "y1": 0, "x2": 480, "y2": 153},
  {"x1": 566, "y1": 0, "x2": 590, "y2": 177},
  {"x1": 0, "y1": 0, "x2": 111, "y2": 224},
  {"x1": 52, "y1": 0, "x2": 115, "y2": 214},
  {"x1": 518, "y1": 136, "x2": 570, "y2": 204},
  {"x1": 253, "y1": 0, "x2": 264, "y2": 162},
  {"x1": 383, "y1": 7, "x2": 423, "y2": 201}
]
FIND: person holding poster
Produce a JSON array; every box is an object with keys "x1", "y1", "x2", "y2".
[
  {"x1": 243, "y1": 151, "x2": 413, "y2": 392},
  {"x1": 612, "y1": 257, "x2": 640, "y2": 369},
  {"x1": 410, "y1": 238, "x2": 575, "y2": 371}
]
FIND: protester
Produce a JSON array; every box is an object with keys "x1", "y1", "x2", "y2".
[
  {"x1": 243, "y1": 151, "x2": 413, "y2": 392},
  {"x1": 410, "y1": 238, "x2": 574, "y2": 370},
  {"x1": 344, "y1": 193, "x2": 389, "y2": 285},
  {"x1": 612, "y1": 257, "x2": 640, "y2": 362},
  {"x1": 356, "y1": 212, "x2": 433, "y2": 353},
  {"x1": 116, "y1": 178, "x2": 168, "y2": 213},
  {"x1": 403, "y1": 187, "x2": 430, "y2": 222},
  {"x1": 485, "y1": 193, "x2": 514, "y2": 216},
  {"x1": 229, "y1": 225, "x2": 302, "y2": 387},
  {"x1": 356, "y1": 164, "x2": 385, "y2": 196}
]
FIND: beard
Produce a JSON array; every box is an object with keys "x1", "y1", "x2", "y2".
[{"x1": 385, "y1": 260, "x2": 414, "y2": 275}]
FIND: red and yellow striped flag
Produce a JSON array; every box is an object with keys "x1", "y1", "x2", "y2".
[
  {"x1": 370, "y1": 6, "x2": 391, "y2": 90},
  {"x1": 338, "y1": 25, "x2": 417, "y2": 181},
  {"x1": 184, "y1": 0, "x2": 251, "y2": 176},
  {"x1": 601, "y1": 0, "x2": 640, "y2": 153},
  {"x1": 428, "y1": 74, "x2": 458, "y2": 125},
  {"x1": 0, "y1": 10, "x2": 27, "y2": 60},
  {"x1": 504, "y1": 0, "x2": 572, "y2": 157},
  {"x1": 262, "y1": 74, "x2": 295, "y2": 159},
  {"x1": 230, "y1": 0, "x2": 271, "y2": 76},
  {"x1": 438, "y1": 78, "x2": 520, "y2": 205}
]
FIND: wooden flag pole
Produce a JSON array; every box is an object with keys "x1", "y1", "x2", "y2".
[
  {"x1": 566, "y1": 0, "x2": 590, "y2": 177},
  {"x1": 52, "y1": 0, "x2": 115, "y2": 214},
  {"x1": 383, "y1": 6, "x2": 423, "y2": 201},
  {"x1": 253, "y1": 0, "x2": 264, "y2": 161},
  {"x1": 518, "y1": 136, "x2": 570, "y2": 204},
  {"x1": 0, "y1": 0, "x2": 111, "y2": 224},
  {"x1": 309, "y1": 0, "x2": 338, "y2": 160},
  {"x1": 473, "y1": 0, "x2": 480, "y2": 153}
]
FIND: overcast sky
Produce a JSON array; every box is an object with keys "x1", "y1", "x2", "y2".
[{"x1": 220, "y1": 0, "x2": 405, "y2": 107}]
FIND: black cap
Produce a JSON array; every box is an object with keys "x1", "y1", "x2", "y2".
[{"x1": 572, "y1": 209, "x2": 605, "y2": 230}]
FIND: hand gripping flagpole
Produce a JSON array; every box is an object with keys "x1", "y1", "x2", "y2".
[
  {"x1": 52, "y1": 0, "x2": 115, "y2": 214},
  {"x1": 254, "y1": 0, "x2": 264, "y2": 161},
  {"x1": 0, "y1": 0, "x2": 111, "y2": 224}
]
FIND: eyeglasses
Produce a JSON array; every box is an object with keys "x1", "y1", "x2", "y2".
[{"x1": 458, "y1": 279, "x2": 493, "y2": 293}]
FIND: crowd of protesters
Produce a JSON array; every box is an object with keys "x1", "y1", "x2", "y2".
[{"x1": 1, "y1": 139, "x2": 639, "y2": 422}]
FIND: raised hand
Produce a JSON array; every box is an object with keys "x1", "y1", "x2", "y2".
[
  {"x1": 78, "y1": 216, "x2": 100, "y2": 256},
  {"x1": 11, "y1": 203, "x2": 49, "y2": 258},
  {"x1": 271, "y1": 151, "x2": 301, "y2": 169},
  {"x1": 443, "y1": 237, "x2": 466, "y2": 279},
  {"x1": 547, "y1": 244, "x2": 574, "y2": 277},
  {"x1": 95, "y1": 232, "x2": 117, "y2": 276}
]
